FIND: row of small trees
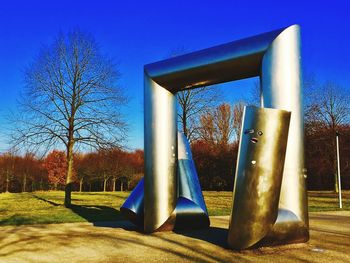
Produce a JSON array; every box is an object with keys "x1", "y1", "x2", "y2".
[{"x1": 0, "y1": 149, "x2": 143, "y2": 193}]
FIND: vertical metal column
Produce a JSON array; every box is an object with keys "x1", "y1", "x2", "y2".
[
  {"x1": 144, "y1": 75, "x2": 177, "y2": 232},
  {"x1": 261, "y1": 25, "x2": 309, "y2": 238}
]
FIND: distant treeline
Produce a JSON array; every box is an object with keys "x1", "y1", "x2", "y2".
[
  {"x1": 0, "y1": 149, "x2": 143, "y2": 193},
  {"x1": 1, "y1": 104, "x2": 350, "y2": 193}
]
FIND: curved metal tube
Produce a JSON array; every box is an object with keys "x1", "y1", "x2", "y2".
[
  {"x1": 120, "y1": 178, "x2": 144, "y2": 227},
  {"x1": 145, "y1": 28, "x2": 286, "y2": 92},
  {"x1": 121, "y1": 132, "x2": 209, "y2": 230},
  {"x1": 175, "y1": 133, "x2": 210, "y2": 229}
]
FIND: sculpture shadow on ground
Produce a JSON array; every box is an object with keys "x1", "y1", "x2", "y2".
[
  {"x1": 69, "y1": 204, "x2": 123, "y2": 223},
  {"x1": 69, "y1": 204, "x2": 139, "y2": 230},
  {"x1": 175, "y1": 226, "x2": 229, "y2": 249}
]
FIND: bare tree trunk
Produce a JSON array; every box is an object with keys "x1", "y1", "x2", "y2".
[
  {"x1": 182, "y1": 111, "x2": 187, "y2": 138},
  {"x1": 65, "y1": 140, "x2": 74, "y2": 207},
  {"x1": 121, "y1": 181, "x2": 123, "y2": 192},
  {"x1": 40, "y1": 178, "x2": 43, "y2": 191},
  {"x1": 112, "y1": 178, "x2": 116, "y2": 192},
  {"x1": 103, "y1": 175, "x2": 107, "y2": 192},
  {"x1": 79, "y1": 178, "x2": 83, "y2": 192},
  {"x1": 5, "y1": 169, "x2": 10, "y2": 193},
  {"x1": 22, "y1": 174, "x2": 27, "y2": 192}
]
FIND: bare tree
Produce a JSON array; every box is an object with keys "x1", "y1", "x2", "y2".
[
  {"x1": 177, "y1": 88, "x2": 219, "y2": 141},
  {"x1": 305, "y1": 81, "x2": 350, "y2": 192},
  {"x1": 199, "y1": 111, "x2": 215, "y2": 144},
  {"x1": 232, "y1": 101, "x2": 245, "y2": 142},
  {"x1": 12, "y1": 30, "x2": 127, "y2": 206},
  {"x1": 168, "y1": 47, "x2": 219, "y2": 141},
  {"x1": 199, "y1": 103, "x2": 235, "y2": 147},
  {"x1": 213, "y1": 104, "x2": 235, "y2": 147}
]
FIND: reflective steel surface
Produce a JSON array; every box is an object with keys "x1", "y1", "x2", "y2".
[
  {"x1": 139, "y1": 24, "x2": 308, "y2": 249},
  {"x1": 228, "y1": 106, "x2": 291, "y2": 249},
  {"x1": 145, "y1": 28, "x2": 286, "y2": 92},
  {"x1": 176, "y1": 133, "x2": 210, "y2": 229},
  {"x1": 120, "y1": 178, "x2": 144, "y2": 227},
  {"x1": 261, "y1": 25, "x2": 309, "y2": 243},
  {"x1": 121, "y1": 132, "x2": 209, "y2": 230},
  {"x1": 144, "y1": 75, "x2": 177, "y2": 232}
]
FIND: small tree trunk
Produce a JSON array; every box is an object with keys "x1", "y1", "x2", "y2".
[
  {"x1": 121, "y1": 181, "x2": 123, "y2": 192},
  {"x1": 79, "y1": 178, "x2": 83, "y2": 192},
  {"x1": 112, "y1": 178, "x2": 116, "y2": 192},
  {"x1": 103, "y1": 176, "x2": 107, "y2": 192},
  {"x1": 22, "y1": 174, "x2": 27, "y2": 192},
  {"x1": 40, "y1": 178, "x2": 43, "y2": 191},
  {"x1": 5, "y1": 170, "x2": 10, "y2": 193}
]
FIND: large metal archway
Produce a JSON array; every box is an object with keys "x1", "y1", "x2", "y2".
[{"x1": 122, "y1": 25, "x2": 309, "y2": 249}]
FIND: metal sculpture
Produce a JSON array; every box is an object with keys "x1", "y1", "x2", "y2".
[
  {"x1": 228, "y1": 106, "x2": 291, "y2": 249},
  {"x1": 122, "y1": 24, "x2": 309, "y2": 249},
  {"x1": 121, "y1": 132, "x2": 209, "y2": 230}
]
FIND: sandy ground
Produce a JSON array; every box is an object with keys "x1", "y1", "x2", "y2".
[{"x1": 0, "y1": 211, "x2": 349, "y2": 263}]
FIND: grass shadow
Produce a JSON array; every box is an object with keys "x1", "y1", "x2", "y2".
[
  {"x1": 32, "y1": 194, "x2": 60, "y2": 206},
  {"x1": 0, "y1": 215, "x2": 34, "y2": 226}
]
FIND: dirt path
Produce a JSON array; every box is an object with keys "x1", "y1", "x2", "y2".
[{"x1": 0, "y1": 212, "x2": 349, "y2": 263}]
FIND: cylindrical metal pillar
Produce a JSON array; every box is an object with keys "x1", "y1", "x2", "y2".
[
  {"x1": 261, "y1": 25, "x2": 309, "y2": 239},
  {"x1": 144, "y1": 75, "x2": 177, "y2": 232}
]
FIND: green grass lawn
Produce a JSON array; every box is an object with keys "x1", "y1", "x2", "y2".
[{"x1": 0, "y1": 190, "x2": 349, "y2": 225}]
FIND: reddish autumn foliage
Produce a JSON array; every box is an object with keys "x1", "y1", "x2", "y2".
[{"x1": 42, "y1": 150, "x2": 67, "y2": 190}]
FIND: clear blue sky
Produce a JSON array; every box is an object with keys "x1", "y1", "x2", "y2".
[{"x1": 0, "y1": 1, "x2": 349, "y2": 151}]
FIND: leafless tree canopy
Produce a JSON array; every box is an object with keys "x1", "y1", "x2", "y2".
[
  {"x1": 11, "y1": 30, "x2": 128, "y2": 206},
  {"x1": 177, "y1": 87, "x2": 219, "y2": 141},
  {"x1": 13, "y1": 30, "x2": 127, "y2": 152},
  {"x1": 305, "y1": 81, "x2": 350, "y2": 132},
  {"x1": 305, "y1": 80, "x2": 350, "y2": 191},
  {"x1": 167, "y1": 47, "x2": 219, "y2": 141}
]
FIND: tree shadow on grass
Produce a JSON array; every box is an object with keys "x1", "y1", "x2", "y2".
[
  {"x1": 0, "y1": 215, "x2": 34, "y2": 226},
  {"x1": 32, "y1": 195, "x2": 60, "y2": 206}
]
